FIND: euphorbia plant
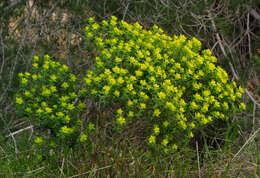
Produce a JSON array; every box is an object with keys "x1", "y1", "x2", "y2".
[
  {"x1": 15, "y1": 55, "x2": 95, "y2": 152},
  {"x1": 83, "y1": 16, "x2": 246, "y2": 153}
]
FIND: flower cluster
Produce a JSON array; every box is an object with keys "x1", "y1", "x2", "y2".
[
  {"x1": 15, "y1": 55, "x2": 94, "y2": 148},
  {"x1": 83, "y1": 16, "x2": 246, "y2": 153}
]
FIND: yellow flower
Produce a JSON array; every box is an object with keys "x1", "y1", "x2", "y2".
[
  {"x1": 41, "y1": 88, "x2": 51, "y2": 97},
  {"x1": 137, "y1": 50, "x2": 144, "y2": 58},
  {"x1": 117, "y1": 116, "x2": 126, "y2": 125},
  {"x1": 149, "y1": 76, "x2": 156, "y2": 83},
  {"x1": 67, "y1": 103, "x2": 75, "y2": 111},
  {"x1": 41, "y1": 102, "x2": 47, "y2": 107},
  {"x1": 117, "y1": 77, "x2": 124, "y2": 84},
  {"x1": 88, "y1": 17, "x2": 94, "y2": 23},
  {"x1": 43, "y1": 64, "x2": 49, "y2": 70},
  {"x1": 111, "y1": 16, "x2": 117, "y2": 21},
  {"x1": 189, "y1": 122, "x2": 195, "y2": 129},
  {"x1": 198, "y1": 70, "x2": 204, "y2": 77},
  {"x1": 18, "y1": 73, "x2": 24, "y2": 78},
  {"x1": 103, "y1": 85, "x2": 110, "y2": 95},
  {"x1": 129, "y1": 75, "x2": 137, "y2": 81},
  {"x1": 24, "y1": 91, "x2": 32, "y2": 98},
  {"x1": 84, "y1": 77, "x2": 92, "y2": 86},
  {"x1": 153, "y1": 125, "x2": 160, "y2": 135},
  {"x1": 117, "y1": 108, "x2": 123, "y2": 115},
  {"x1": 16, "y1": 96, "x2": 23, "y2": 105},
  {"x1": 222, "y1": 102, "x2": 229, "y2": 110},
  {"x1": 32, "y1": 63, "x2": 38, "y2": 69},
  {"x1": 163, "y1": 121, "x2": 169, "y2": 127},
  {"x1": 60, "y1": 126, "x2": 74, "y2": 134},
  {"x1": 175, "y1": 73, "x2": 181, "y2": 80},
  {"x1": 127, "y1": 84, "x2": 133, "y2": 91},
  {"x1": 128, "y1": 111, "x2": 134, "y2": 118},
  {"x1": 239, "y1": 102, "x2": 246, "y2": 110},
  {"x1": 69, "y1": 74, "x2": 77, "y2": 82},
  {"x1": 61, "y1": 82, "x2": 69, "y2": 89},
  {"x1": 34, "y1": 137, "x2": 43, "y2": 144},
  {"x1": 32, "y1": 74, "x2": 38, "y2": 81},
  {"x1": 104, "y1": 69, "x2": 112, "y2": 75},
  {"x1": 50, "y1": 86, "x2": 57, "y2": 92},
  {"x1": 44, "y1": 54, "x2": 50, "y2": 60},
  {"x1": 112, "y1": 66, "x2": 120, "y2": 73},
  {"x1": 194, "y1": 93, "x2": 202, "y2": 101},
  {"x1": 135, "y1": 70, "x2": 143, "y2": 77},
  {"x1": 87, "y1": 32, "x2": 93, "y2": 38},
  {"x1": 50, "y1": 75, "x2": 57, "y2": 82},
  {"x1": 64, "y1": 115, "x2": 71, "y2": 123},
  {"x1": 162, "y1": 138, "x2": 169, "y2": 146},
  {"x1": 188, "y1": 132, "x2": 194, "y2": 138},
  {"x1": 56, "y1": 112, "x2": 64, "y2": 117},
  {"x1": 21, "y1": 78, "x2": 28, "y2": 85},
  {"x1": 113, "y1": 90, "x2": 120, "y2": 97},
  {"x1": 25, "y1": 107, "x2": 32, "y2": 113},
  {"x1": 157, "y1": 92, "x2": 166, "y2": 99},
  {"x1": 148, "y1": 135, "x2": 156, "y2": 144},
  {"x1": 92, "y1": 23, "x2": 100, "y2": 30},
  {"x1": 62, "y1": 64, "x2": 68, "y2": 72},
  {"x1": 80, "y1": 134, "x2": 88, "y2": 142},
  {"x1": 102, "y1": 20, "x2": 108, "y2": 26},
  {"x1": 127, "y1": 100, "x2": 133, "y2": 107},
  {"x1": 78, "y1": 102, "x2": 86, "y2": 110},
  {"x1": 203, "y1": 90, "x2": 211, "y2": 97},
  {"x1": 153, "y1": 109, "x2": 161, "y2": 117},
  {"x1": 23, "y1": 72, "x2": 30, "y2": 78},
  {"x1": 61, "y1": 102, "x2": 67, "y2": 108},
  {"x1": 202, "y1": 49, "x2": 212, "y2": 56},
  {"x1": 36, "y1": 108, "x2": 43, "y2": 114},
  {"x1": 91, "y1": 89, "x2": 97, "y2": 95},
  {"x1": 201, "y1": 117, "x2": 209, "y2": 125},
  {"x1": 60, "y1": 96, "x2": 69, "y2": 102},
  {"x1": 70, "y1": 92, "x2": 77, "y2": 98},
  {"x1": 88, "y1": 123, "x2": 95, "y2": 131},
  {"x1": 45, "y1": 107, "x2": 52, "y2": 113},
  {"x1": 238, "y1": 86, "x2": 244, "y2": 94},
  {"x1": 172, "y1": 144, "x2": 178, "y2": 150},
  {"x1": 207, "y1": 62, "x2": 215, "y2": 71},
  {"x1": 140, "y1": 103, "x2": 146, "y2": 110},
  {"x1": 179, "y1": 120, "x2": 187, "y2": 130},
  {"x1": 166, "y1": 102, "x2": 176, "y2": 112},
  {"x1": 201, "y1": 104, "x2": 209, "y2": 113},
  {"x1": 140, "y1": 80, "x2": 147, "y2": 86},
  {"x1": 236, "y1": 91, "x2": 242, "y2": 99},
  {"x1": 49, "y1": 141, "x2": 56, "y2": 147},
  {"x1": 190, "y1": 101, "x2": 198, "y2": 110},
  {"x1": 33, "y1": 56, "x2": 39, "y2": 62}
]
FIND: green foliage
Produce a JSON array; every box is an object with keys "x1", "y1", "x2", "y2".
[
  {"x1": 15, "y1": 55, "x2": 95, "y2": 151},
  {"x1": 83, "y1": 16, "x2": 246, "y2": 153}
]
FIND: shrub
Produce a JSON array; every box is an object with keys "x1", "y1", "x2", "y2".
[
  {"x1": 15, "y1": 55, "x2": 95, "y2": 151},
  {"x1": 83, "y1": 16, "x2": 246, "y2": 153}
]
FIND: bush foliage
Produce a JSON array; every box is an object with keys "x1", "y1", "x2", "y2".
[
  {"x1": 81, "y1": 16, "x2": 246, "y2": 153},
  {"x1": 15, "y1": 55, "x2": 95, "y2": 150}
]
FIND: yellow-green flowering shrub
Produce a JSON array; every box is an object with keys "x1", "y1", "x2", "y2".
[
  {"x1": 83, "y1": 16, "x2": 246, "y2": 153},
  {"x1": 15, "y1": 55, "x2": 94, "y2": 150}
]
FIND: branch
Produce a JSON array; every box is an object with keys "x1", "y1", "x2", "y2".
[{"x1": 6, "y1": 125, "x2": 33, "y2": 138}]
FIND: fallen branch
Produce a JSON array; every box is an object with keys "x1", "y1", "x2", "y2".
[
  {"x1": 231, "y1": 128, "x2": 260, "y2": 161},
  {"x1": 6, "y1": 125, "x2": 33, "y2": 138}
]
